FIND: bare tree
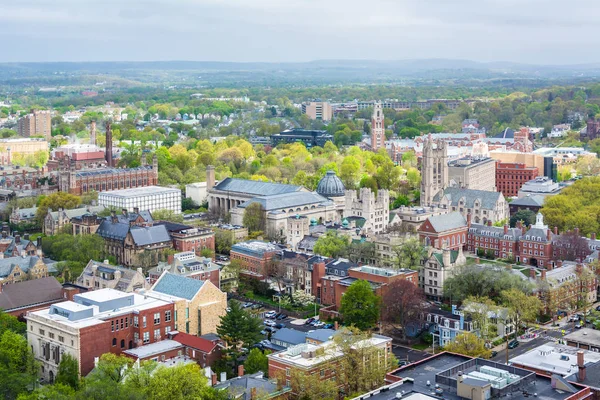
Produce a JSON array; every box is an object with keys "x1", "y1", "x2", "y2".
[
  {"x1": 381, "y1": 279, "x2": 425, "y2": 339},
  {"x1": 553, "y1": 230, "x2": 591, "y2": 261}
]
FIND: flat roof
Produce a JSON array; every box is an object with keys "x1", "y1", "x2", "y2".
[
  {"x1": 99, "y1": 186, "x2": 181, "y2": 198},
  {"x1": 564, "y1": 329, "x2": 600, "y2": 347},
  {"x1": 510, "y1": 342, "x2": 600, "y2": 376},
  {"x1": 76, "y1": 288, "x2": 131, "y2": 303},
  {"x1": 124, "y1": 339, "x2": 182, "y2": 359}
]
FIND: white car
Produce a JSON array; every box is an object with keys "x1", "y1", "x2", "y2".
[
  {"x1": 264, "y1": 320, "x2": 276, "y2": 327},
  {"x1": 313, "y1": 321, "x2": 325, "y2": 328},
  {"x1": 264, "y1": 311, "x2": 277, "y2": 319}
]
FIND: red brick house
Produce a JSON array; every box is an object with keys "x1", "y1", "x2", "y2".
[
  {"x1": 230, "y1": 241, "x2": 280, "y2": 279},
  {"x1": 167, "y1": 331, "x2": 223, "y2": 369},
  {"x1": 496, "y1": 162, "x2": 539, "y2": 198},
  {"x1": 418, "y1": 212, "x2": 468, "y2": 250}
]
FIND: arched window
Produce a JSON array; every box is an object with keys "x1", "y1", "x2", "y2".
[
  {"x1": 112, "y1": 338, "x2": 117, "y2": 346},
  {"x1": 121, "y1": 339, "x2": 125, "y2": 348}
]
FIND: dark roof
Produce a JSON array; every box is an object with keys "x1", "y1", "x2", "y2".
[
  {"x1": 0, "y1": 256, "x2": 42, "y2": 278},
  {"x1": 468, "y1": 223, "x2": 522, "y2": 240},
  {"x1": 213, "y1": 178, "x2": 301, "y2": 196},
  {"x1": 96, "y1": 219, "x2": 130, "y2": 241},
  {"x1": 238, "y1": 191, "x2": 330, "y2": 212},
  {"x1": 75, "y1": 165, "x2": 154, "y2": 178},
  {"x1": 271, "y1": 328, "x2": 306, "y2": 346},
  {"x1": 129, "y1": 225, "x2": 171, "y2": 246},
  {"x1": 0, "y1": 277, "x2": 63, "y2": 311},
  {"x1": 433, "y1": 250, "x2": 460, "y2": 266},
  {"x1": 495, "y1": 127, "x2": 515, "y2": 139},
  {"x1": 152, "y1": 273, "x2": 205, "y2": 300},
  {"x1": 566, "y1": 360, "x2": 600, "y2": 389},
  {"x1": 215, "y1": 372, "x2": 282, "y2": 400},
  {"x1": 523, "y1": 227, "x2": 550, "y2": 241},
  {"x1": 154, "y1": 221, "x2": 193, "y2": 232},
  {"x1": 510, "y1": 195, "x2": 545, "y2": 207},
  {"x1": 438, "y1": 187, "x2": 504, "y2": 210},
  {"x1": 426, "y1": 212, "x2": 467, "y2": 232},
  {"x1": 317, "y1": 170, "x2": 346, "y2": 198},
  {"x1": 168, "y1": 331, "x2": 219, "y2": 353}
]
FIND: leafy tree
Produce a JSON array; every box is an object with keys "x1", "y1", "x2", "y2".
[
  {"x1": 392, "y1": 195, "x2": 410, "y2": 209},
  {"x1": 391, "y1": 237, "x2": 426, "y2": 270},
  {"x1": 244, "y1": 348, "x2": 269, "y2": 375},
  {"x1": 151, "y1": 209, "x2": 184, "y2": 223},
  {"x1": 0, "y1": 310, "x2": 26, "y2": 336},
  {"x1": 42, "y1": 234, "x2": 107, "y2": 266},
  {"x1": 0, "y1": 330, "x2": 38, "y2": 400},
  {"x1": 509, "y1": 209, "x2": 536, "y2": 228},
  {"x1": 140, "y1": 363, "x2": 224, "y2": 400},
  {"x1": 463, "y1": 296, "x2": 498, "y2": 341},
  {"x1": 289, "y1": 368, "x2": 338, "y2": 400},
  {"x1": 182, "y1": 197, "x2": 200, "y2": 211},
  {"x1": 243, "y1": 202, "x2": 265, "y2": 233},
  {"x1": 501, "y1": 289, "x2": 542, "y2": 341},
  {"x1": 339, "y1": 280, "x2": 380, "y2": 330},
  {"x1": 36, "y1": 192, "x2": 81, "y2": 225},
  {"x1": 381, "y1": 280, "x2": 424, "y2": 339},
  {"x1": 444, "y1": 332, "x2": 491, "y2": 358},
  {"x1": 56, "y1": 353, "x2": 80, "y2": 390},
  {"x1": 313, "y1": 231, "x2": 350, "y2": 258},
  {"x1": 217, "y1": 301, "x2": 262, "y2": 368},
  {"x1": 16, "y1": 383, "x2": 76, "y2": 400},
  {"x1": 215, "y1": 230, "x2": 233, "y2": 255},
  {"x1": 344, "y1": 241, "x2": 375, "y2": 264}
]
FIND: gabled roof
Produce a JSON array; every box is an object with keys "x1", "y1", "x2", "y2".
[
  {"x1": 510, "y1": 195, "x2": 545, "y2": 207},
  {"x1": 96, "y1": 219, "x2": 130, "y2": 241},
  {"x1": 271, "y1": 328, "x2": 306, "y2": 346},
  {"x1": 0, "y1": 276, "x2": 62, "y2": 311},
  {"x1": 129, "y1": 225, "x2": 171, "y2": 246},
  {"x1": 152, "y1": 272, "x2": 205, "y2": 301},
  {"x1": 426, "y1": 212, "x2": 467, "y2": 233},
  {"x1": 433, "y1": 251, "x2": 460, "y2": 266},
  {"x1": 48, "y1": 205, "x2": 105, "y2": 221},
  {"x1": 438, "y1": 187, "x2": 504, "y2": 210},
  {"x1": 0, "y1": 255, "x2": 42, "y2": 278},
  {"x1": 168, "y1": 331, "x2": 219, "y2": 353},
  {"x1": 213, "y1": 178, "x2": 302, "y2": 196},
  {"x1": 306, "y1": 329, "x2": 337, "y2": 342},
  {"x1": 214, "y1": 372, "x2": 281, "y2": 400}
]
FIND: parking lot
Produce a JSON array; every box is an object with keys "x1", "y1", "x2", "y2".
[{"x1": 237, "y1": 300, "x2": 323, "y2": 336}]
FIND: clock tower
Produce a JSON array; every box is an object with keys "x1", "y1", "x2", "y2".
[{"x1": 371, "y1": 101, "x2": 385, "y2": 151}]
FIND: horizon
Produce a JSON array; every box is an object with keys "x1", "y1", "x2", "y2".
[{"x1": 2, "y1": 1, "x2": 600, "y2": 64}]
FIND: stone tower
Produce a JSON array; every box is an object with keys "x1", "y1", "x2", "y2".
[
  {"x1": 420, "y1": 137, "x2": 448, "y2": 207},
  {"x1": 206, "y1": 165, "x2": 215, "y2": 191},
  {"x1": 90, "y1": 121, "x2": 96, "y2": 146},
  {"x1": 105, "y1": 121, "x2": 113, "y2": 167},
  {"x1": 370, "y1": 101, "x2": 385, "y2": 151}
]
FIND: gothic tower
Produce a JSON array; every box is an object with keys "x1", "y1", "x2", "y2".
[
  {"x1": 420, "y1": 137, "x2": 448, "y2": 207},
  {"x1": 370, "y1": 101, "x2": 385, "y2": 151},
  {"x1": 105, "y1": 121, "x2": 113, "y2": 167}
]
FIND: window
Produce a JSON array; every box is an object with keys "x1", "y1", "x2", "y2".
[
  {"x1": 185, "y1": 308, "x2": 189, "y2": 319},
  {"x1": 134, "y1": 332, "x2": 139, "y2": 342},
  {"x1": 186, "y1": 321, "x2": 190, "y2": 334},
  {"x1": 154, "y1": 329, "x2": 160, "y2": 340},
  {"x1": 39, "y1": 329, "x2": 45, "y2": 335},
  {"x1": 58, "y1": 336, "x2": 64, "y2": 343},
  {"x1": 121, "y1": 339, "x2": 125, "y2": 349},
  {"x1": 286, "y1": 368, "x2": 291, "y2": 377},
  {"x1": 165, "y1": 326, "x2": 171, "y2": 335},
  {"x1": 134, "y1": 316, "x2": 139, "y2": 328},
  {"x1": 165, "y1": 311, "x2": 171, "y2": 322},
  {"x1": 125, "y1": 317, "x2": 128, "y2": 328},
  {"x1": 143, "y1": 316, "x2": 147, "y2": 328},
  {"x1": 120, "y1": 318, "x2": 124, "y2": 330},
  {"x1": 154, "y1": 313, "x2": 161, "y2": 325},
  {"x1": 320, "y1": 369, "x2": 325, "y2": 377},
  {"x1": 143, "y1": 332, "x2": 150, "y2": 344},
  {"x1": 112, "y1": 338, "x2": 117, "y2": 346}
]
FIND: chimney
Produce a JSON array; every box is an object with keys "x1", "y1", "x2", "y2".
[
  {"x1": 168, "y1": 254, "x2": 175, "y2": 265},
  {"x1": 3, "y1": 230, "x2": 9, "y2": 239},
  {"x1": 466, "y1": 213, "x2": 472, "y2": 226},
  {"x1": 206, "y1": 165, "x2": 216, "y2": 191},
  {"x1": 90, "y1": 121, "x2": 96, "y2": 146},
  {"x1": 24, "y1": 233, "x2": 29, "y2": 241},
  {"x1": 36, "y1": 237, "x2": 42, "y2": 248},
  {"x1": 592, "y1": 232, "x2": 597, "y2": 241},
  {"x1": 334, "y1": 321, "x2": 339, "y2": 330},
  {"x1": 14, "y1": 233, "x2": 20, "y2": 244},
  {"x1": 443, "y1": 248, "x2": 451, "y2": 266},
  {"x1": 211, "y1": 373, "x2": 217, "y2": 386},
  {"x1": 541, "y1": 270, "x2": 546, "y2": 280},
  {"x1": 238, "y1": 364, "x2": 244, "y2": 377},
  {"x1": 133, "y1": 207, "x2": 139, "y2": 214},
  {"x1": 137, "y1": 267, "x2": 143, "y2": 275},
  {"x1": 529, "y1": 268, "x2": 536, "y2": 279},
  {"x1": 547, "y1": 229, "x2": 551, "y2": 240},
  {"x1": 105, "y1": 121, "x2": 113, "y2": 167},
  {"x1": 577, "y1": 351, "x2": 586, "y2": 382},
  {"x1": 504, "y1": 225, "x2": 508, "y2": 235},
  {"x1": 554, "y1": 226, "x2": 558, "y2": 235}
]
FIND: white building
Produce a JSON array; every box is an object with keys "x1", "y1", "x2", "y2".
[
  {"x1": 99, "y1": 186, "x2": 182, "y2": 214},
  {"x1": 185, "y1": 182, "x2": 209, "y2": 206}
]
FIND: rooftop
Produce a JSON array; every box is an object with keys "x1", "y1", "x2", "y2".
[
  {"x1": 99, "y1": 186, "x2": 180, "y2": 197},
  {"x1": 510, "y1": 342, "x2": 600, "y2": 376},
  {"x1": 212, "y1": 178, "x2": 301, "y2": 196},
  {"x1": 151, "y1": 272, "x2": 205, "y2": 301},
  {"x1": 123, "y1": 339, "x2": 182, "y2": 359},
  {"x1": 424, "y1": 212, "x2": 467, "y2": 233},
  {"x1": 563, "y1": 329, "x2": 600, "y2": 347}
]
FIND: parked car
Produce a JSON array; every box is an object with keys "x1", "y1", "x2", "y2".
[
  {"x1": 491, "y1": 351, "x2": 498, "y2": 358},
  {"x1": 323, "y1": 323, "x2": 334, "y2": 329},
  {"x1": 276, "y1": 314, "x2": 288, "y2": 320},
  {"x1": 575, "y1": 323, "x2": 583, "y2": 329},
  {"x1": 265, "y1": 311, "x2": 277, "y2": 319},
  {"x1": 274, "y1": 313, "x2": 283, "y2": 319},
  {"x1": 508, "y1": 340, "x2": 519, "y2": 349},
  {"x1": 243, "y1": 302, "x2": 253, "y2": 308},
  {"x1": 313, "y1": 321, "x2": 325, "y2": 328},
  {"x1": 264, "y1": 327, "x2": 276, "y2": 333},
  {"x1": 251, "y1": 304, "x2": 263, "y2": 310},
  {"x1": 305, "y1": 317, "x2": 315, "y2": 325},
  {"x1": 264, "y1": 320, "x2": 276, "y2": 327},
  {"x1": 398, "y1": 360, "x2": 410, "y2": 367},
  {"x1": 274, "y1": 323, "x2": 285, "y2": 329}
]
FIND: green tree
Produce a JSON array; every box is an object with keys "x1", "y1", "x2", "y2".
[
  {"x1": 444, "y1": 332, "x2": 492, "y2": 358},
  {"x1": 290, "y1": 368, "x2": 338, "y2": 400},
  {"x1": 391, "y1": 237, "x2": 426, "y2": 270},
  {"x1": 244, "y1": 348, "x2": 269, "y2": 375},
  {"x1": 36, "y1": 192, "x2": 81, "y2": 225},
  {"x1": 217, "y1": 302, "x2": 262, "y2": 368},
  {"x1": 501, "y1": 289, "x2": 542, "y2": 341},
  {"x1": 55, "y1": 353, "x2": 80, "y2": 390},
  {"x1": 151, "y1": 209, "x2": 184, "y2": 223},
  {"x1": 463, "y1": 296, "x2": 499, "y2": 341},
  {"x1": 339, "y1": 280, "x2": 380, "y2": 330},
  {"x1": 313, "y1": 231, "x2": 350, "y2": 258},
  {"x1": 140, "y1": 363, "x2": 224, "y2": 400},
  {"x1": 0, "y1": 310, "x2": 26, "y2": 336},
  {"x1": 243, "y1": 202, "x2": 265, "y2": 233},
  {"x1": 0, "y1": 330, "x2": 38, "y2": 400},
  {"x1": 17, "y1": 383, "x2": 76, "y2": 400},
  {"x1": 509, "y1": 209, "x2": 536, "y2": 228}
]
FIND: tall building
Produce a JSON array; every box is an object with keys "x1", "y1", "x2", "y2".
[
  {"x1": 370, "y1": 101, "x2": 385, "y2": 151},
  {"x1": 105, "y1": 121, "x2": 113, "y2": 167},
  {"x1": 496, "y1": 162, "x2": 539, "y2": 197},
  {"x1": 301, "y1": 101, "x2": 333, "y2": 121},
  {"x1": 17, "y1": 110, "x2": 52, "y2": 139},
  {"x1": 420, "y1": 138, "x2": 448, "y2": 207}
]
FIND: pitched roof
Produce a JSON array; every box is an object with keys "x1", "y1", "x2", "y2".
[
  {"x1": 468, "y1": 224, "x2": 522, "y2": 240},
  {"x1": 306, "y1": 329, "x2": 337, "y2": 342},
  {"x1": 96, "y1": 219, "x2": 130, "y2": 241},
  {"x1": 510, "y1": 195, "x2": 545, "y2": 207},
  {"x1": 213, "y1": 178, "x2": 302, "y2": 196},
  {"x1": 0, "y1": 255, "x2": 42, "y2": 278},
  {"x1": 78, "y1": 260, "x2": 147, "y2": 292},
  {"x1": 152, "y1": 272, "x2": 205, "y2": 300},
  {"x1": 214, "y1": 372, "x2": 281, "y2": 400},
  {"x1": 438, "y1": 187, "x2": 503, "y2": 210},
  {"x1": 168, "y1": 331, "x2": 219, "y2": 353},
  {"x1": 0, "y1": 276, "x2": 63, "y2": 311},
  {"x1": 48, "y1": 205, "x2": 105, "y2": 221},
  {"x1": 426, "y1": 212, "x2": 467, "y2": 232},
  {"x1": 271, "y1": 328, "x2": 306, "y2": 346},
  {"x1": 433, "y1": 251, "x2": 460, "y2": 266},
  {"x1": 129, "y1": 225, "x2": 171, "y2": 246},
  {"x1": 238, "y1": 191, "x2": 331, "y2": 211}
]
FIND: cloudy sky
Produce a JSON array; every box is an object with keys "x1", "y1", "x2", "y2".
[{"x1": 1, "y1": 0, "x2": 598, "y2": 64}]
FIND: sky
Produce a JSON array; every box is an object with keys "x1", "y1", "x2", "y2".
[{"x1": 0, "y1": 0, "x2": 599, "y2": 64}]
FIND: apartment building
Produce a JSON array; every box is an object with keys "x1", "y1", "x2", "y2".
[{"x1": 17, "y1": 110, "x2": 52, "y2": 139}]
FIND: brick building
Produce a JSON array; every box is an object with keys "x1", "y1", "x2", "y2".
[
  {"x1": 418, "y1": 212, "x2": 468, "y2": 250},
  {"x1": 58, "y1": 155, "x2": 158, "y2": 195},
  {"x1": 149, "y1": 272, "x2": 227, "y2": 336},
  {"x1": 71, "y1": 212, "x2": 104, "y2": 236},
  {"x1": 230, "y1": 241, "x2": 280, "y2": 279},
  {"x1": 26, "y1": 289, "x2": 175, "y2": 381},
  {"x1": 17, "y1": 110, "x2": 52, "y2": 139},
  {"x1": 496, "y1": 162, "x2": 539, "y2": 197},
  {"x1": 167, "y1": 331, "x2": 223, "y2": 369},
  {"x1": 155, "y1": 222, "x2": 215, "y2": 255},
  {"x1": 148, "y1": 252, "x2": 220, "y2": 287}
]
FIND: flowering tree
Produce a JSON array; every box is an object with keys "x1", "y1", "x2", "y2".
[{"x1": 292, "y1": 290, "x2": 315, "y2": 307}]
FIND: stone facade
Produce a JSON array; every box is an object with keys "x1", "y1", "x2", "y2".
[
  {"x1": 343, "y1": 188, "x2": 389, "y2": 234},
  {"x1": 448, "y1": 157, "x2": 496, "y2": 192},
  {"x1": 421, "y1": 138, "x2": 448, "y2": 207},
  {"x1": 420, "y1": 247, "x2": 466, "y2": 301},
  {"x1": 44, "y1": 205, "x2": 105, "y2": 236},
  {"x1": 76, "y1": 260, "x2": 149, "y2": 292},
  {"x1": 371, "y1": 101, "x2": 385, "y2": 151}
]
